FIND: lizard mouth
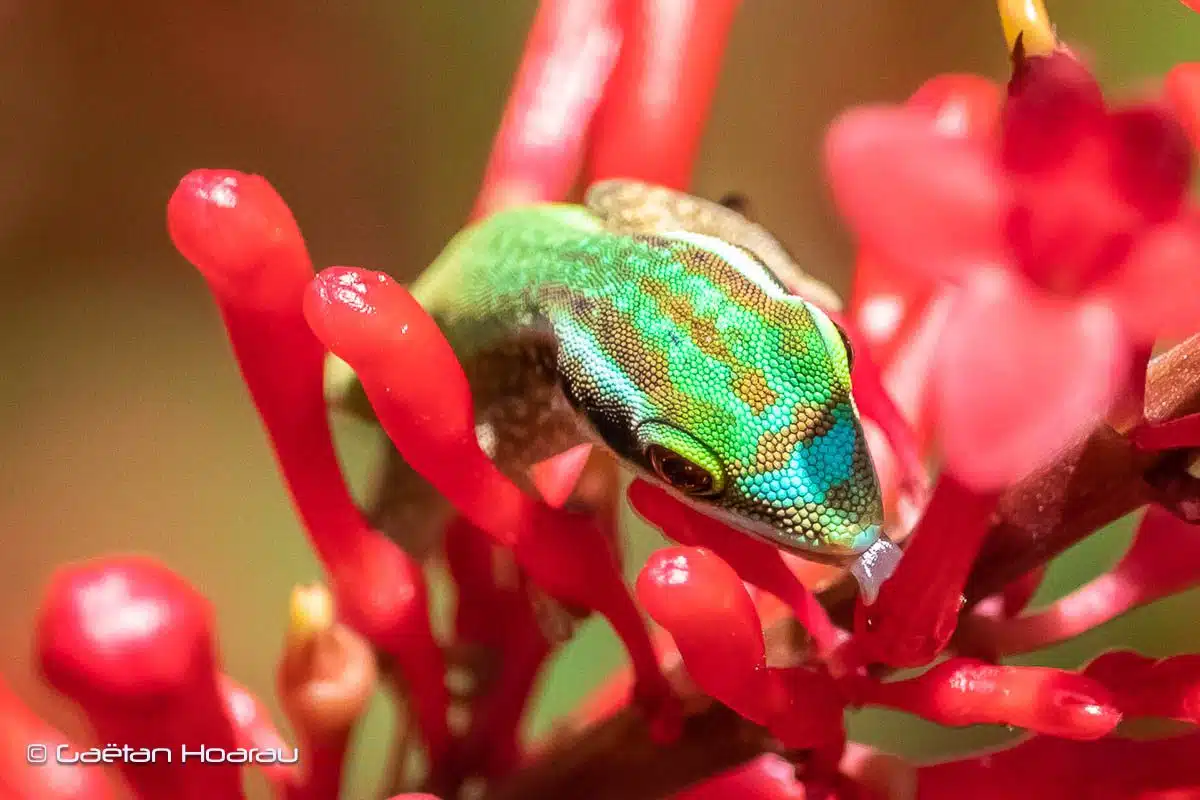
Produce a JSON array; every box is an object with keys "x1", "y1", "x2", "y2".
[{"x1": 653, "y1": 482, "x2": 878, "y2": 565}]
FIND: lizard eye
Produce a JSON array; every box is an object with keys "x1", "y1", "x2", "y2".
[{"x1": 647, "y1": 445, "x2": 719, "y2": 497}]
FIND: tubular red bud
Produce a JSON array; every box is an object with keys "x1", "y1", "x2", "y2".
[
  {"x1": 637, "y1": 546, "x2": 775, "y2": 725},
  {"x1": 304, "y1": 267, "x2": 675, "y2": 731},
  {"x1": 220, "y1": 677, "x2": 297, "y2": 791},
  {"x1": 586, "y1": 0, "x2": 741, "y2": 189},
  {"x1": 673, "y1": 754, "x2": 804, "y2": 799},
  {"x1": 168, "y1": 172, "x2": 450, "y2": 764},
  {"x1": 472, "y1": 0, "x2": 623, "y2": 219},
  {"x1": 34, "y1": 556, "x2": 242, "y2": 800},
  {"x1": 628, "y1": 480, "x2": 840, "y2": 657},
  {"x1": 859, "y1": 658, "x2": 1121, "y2": 739},
  {"x1": 1165, "y1": 62, "x2": 1200, "y2": 150}
]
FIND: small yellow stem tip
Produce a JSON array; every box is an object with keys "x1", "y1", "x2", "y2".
[
  {"x1": 997, "y1": 0, "x2": 1058, "y2": 57},
  {"x1": 288, "y1": 582, "x2": 335, "y2": 646}
]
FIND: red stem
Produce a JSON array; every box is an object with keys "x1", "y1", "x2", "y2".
[
  {"x1": 472, "y1": 0, "x2": 625, "y2": 220},
  {"x1": 586, "y1": 0, "x2": 742, "y2": 189}
]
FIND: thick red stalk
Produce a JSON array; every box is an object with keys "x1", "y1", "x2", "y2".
[
  {"x1": 586, "y1": 0, "x2": 741, "y2": 188},
  {"x1": 167, "y1": 170, "x2": 450, "y2": 764},
  {"x1": 34, "y1": 556, "x2": 243, "y2": 800},
  {"x1": 303, "y1": 267, "x2": 674, "y2": 731},
  {"x1": 853, "y1": 474, "x2": 1001, "y2": 667},
  {"x1": 0, "y1": 675, "x2": 117, "y2": 800},
  {"x1": 443, "y1": 517, "x2": 551, "y2": 778},
  {"x1": 471, "y1": 0, "x2": 624, "y2": 220},
  {"x1": 460, "y1": 622, "x2": 552, "y2": 779},
  {"x1": 628, "y1": 479, "x2": 840, "y2": 657}
]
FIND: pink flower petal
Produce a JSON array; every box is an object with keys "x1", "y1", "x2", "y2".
[
  {"x1": 1096, "y1": 216, "x2": 1200, "y2": 341},
  {"x1": 933, "y1": 269, "x2": 1129, "y2": 490},
  {"x1": 824, "y1": 105, "x2": 1009, "y2": 282}
]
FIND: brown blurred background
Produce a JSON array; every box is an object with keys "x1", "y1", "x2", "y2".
[{"x1": 1, "y1": 2, "x2": 1197, "y2": 797}]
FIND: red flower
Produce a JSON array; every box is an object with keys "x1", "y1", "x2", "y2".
[{"x1": 827, "y1": 48, "x2": 1200, "y2": 490}]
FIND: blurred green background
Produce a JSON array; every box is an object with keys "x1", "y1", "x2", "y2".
[{"x1": 1, "y1": 1, "x2": 1197, "y2": 798}]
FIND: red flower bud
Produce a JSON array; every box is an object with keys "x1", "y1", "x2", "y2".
[
  {"x1": 35, "y1": 556, "x2": 242, "y2": 800},
  {"x1": 673, "y1": 754, "x2": 804, "y2": 799},
  {"x1": 168, "y1": 172, "x2": 450, "y2": 764},
  {"x1": 304, "y1": 267, "x2": 675, "y2": 734},
  {"x1": 472, "y1": 0, "x2": 623, "y2": 219},
  {"x1": 636, "y1": 546, "x2": 776, "y2": 725},
  {"x1": 586, "y1": 0, "x2": 741, "y2": 189},
  {"x1": 858, "y1": 658, "x2": 1120, "y2": 739},
  {"x1": 220, "y1": 676, "x2": 297, "y2": 791},
  {"x1": 629, "y1": 480, "x2": 840, "y2": 657},
  {"x1": 1165, "y1": 62, "x2": 1200, "y2": 150}
]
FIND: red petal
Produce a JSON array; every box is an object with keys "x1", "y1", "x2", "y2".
[
  {"x1": 907, "y1": 73, "x2": 1003, "y2": 145},
  {"x1": 933, "y1": 269, "x2": 1129, "y2": 490},
  {"x1": 1002, "y1": 51, "x2": 1108, "y2": 175},
  {"x1": 824, "y1": 106, "x2": 1009, "y2": 282},
  {"x1": 1096, "y1": 216, "x2": 1200, "y2": 341},
  {"x1": 530, "y1": 443, "x2": 595, "y2": 508},
  {"x1": 1165, "y1": 62, "x2": 1200, "y2": 151},
  {"x1": 1107, "y1": 105, "x2": 1193, "y2": 224}
]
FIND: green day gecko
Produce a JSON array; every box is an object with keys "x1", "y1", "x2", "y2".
[{"x1": 329, "y1": 180, "x2": 901, "y2": 601}]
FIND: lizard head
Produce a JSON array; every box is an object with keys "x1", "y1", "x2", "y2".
[{"x1": 553, "y1": 232, "x2": 884, "y2": 562}]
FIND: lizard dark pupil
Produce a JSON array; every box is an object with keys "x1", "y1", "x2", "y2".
[{"x1": 648, "y1": 446, "x2": 714, "y2": 495}]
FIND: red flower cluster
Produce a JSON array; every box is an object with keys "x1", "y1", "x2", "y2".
[{"x1": 9, "y1": 2, "x2": 1200, "y2": 800}]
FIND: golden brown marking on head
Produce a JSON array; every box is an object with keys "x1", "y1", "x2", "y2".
[
  {"x1": 749, "y1": 402, "x2": 840, "y2": 473},
  {"x1": 731, "y1": 369, "x2": 777, "y2": 415}
]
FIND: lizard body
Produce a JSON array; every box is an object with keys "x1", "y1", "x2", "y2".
[{"x1": 358, "y1": 181, "x2": 885, "y2": 568}]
